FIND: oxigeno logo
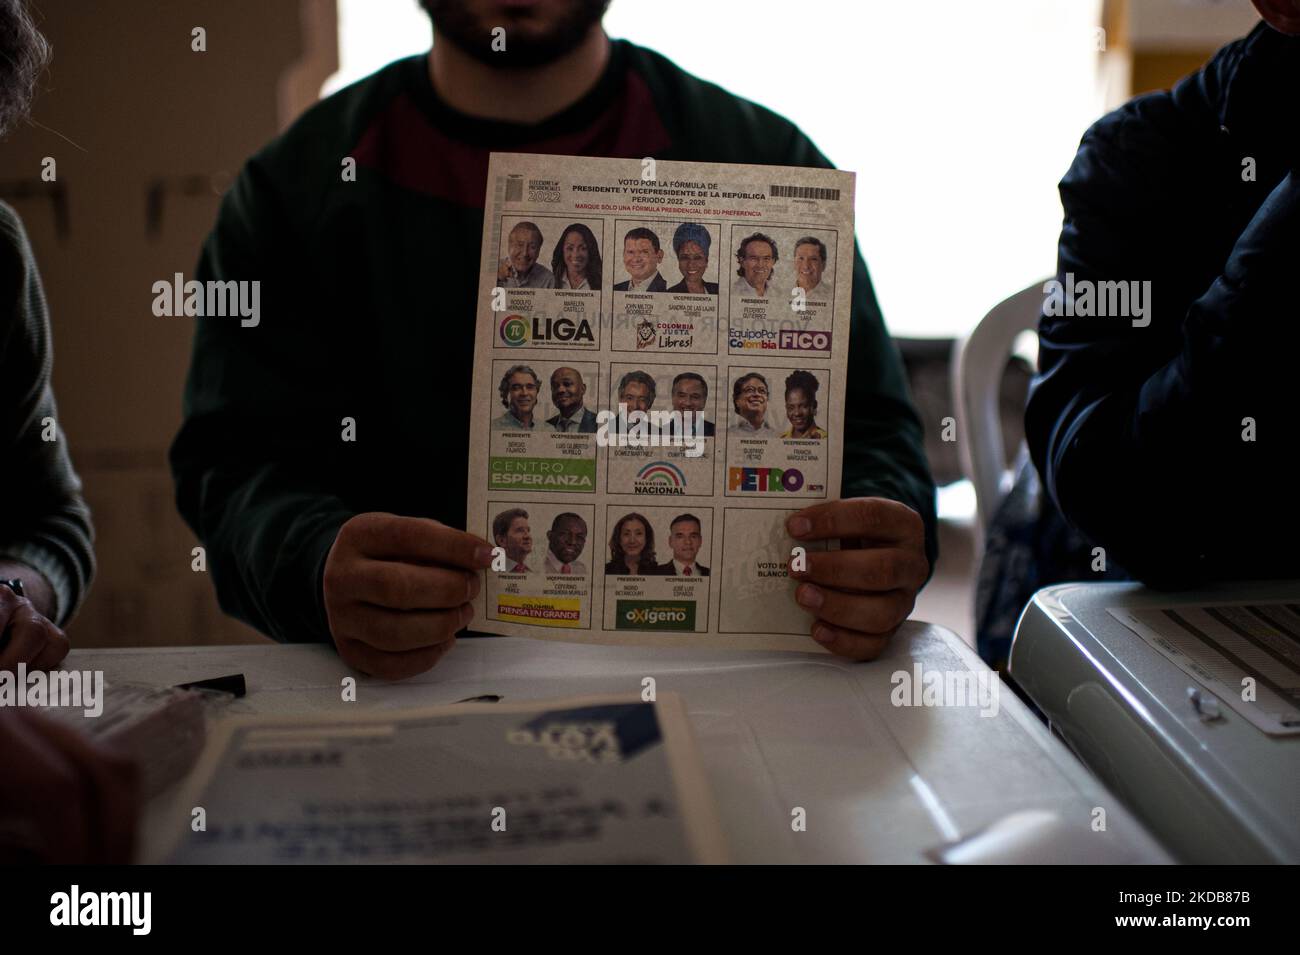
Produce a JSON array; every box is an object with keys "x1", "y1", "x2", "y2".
[
  {"x1": 626, "y1": 607, "x2": 687, "y2": 625},
  {"x1": 634, "y1": 461, "x2": 686, "y2": 495},
  {"x1": 616, "y1": 599, "x2": 695, "y2": 631},
  {"x1": 499, "y1": 314, "x2": 529, "y2": 346}
]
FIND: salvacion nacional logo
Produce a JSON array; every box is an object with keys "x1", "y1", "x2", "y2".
[
  {"x1": 499, "y1": 314, "x2": 529, "y2": 346},
  {"x1": 634, "y1": 461, "x2": 686, "y2": 496}
]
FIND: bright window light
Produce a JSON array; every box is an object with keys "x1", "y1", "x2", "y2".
[{"x1": 326, "y1": 0, "x2": 1106, "y2": 338}]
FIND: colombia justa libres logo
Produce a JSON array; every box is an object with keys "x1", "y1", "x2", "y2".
[
  {"x1": 499, "y1": 314, "x2": 529, "y2": 346},
  {"x1": 634, "y1": 461, "x2": 686, "y2": 495}
]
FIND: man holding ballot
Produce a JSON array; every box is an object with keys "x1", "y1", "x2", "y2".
[{"x1": 170, "y1": 0, "x2": 936, "y2": 677}]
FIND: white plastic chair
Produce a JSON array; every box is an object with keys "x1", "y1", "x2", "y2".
[{"x1": 951, "y1": 279, "x2": 1051, "y2": 533}]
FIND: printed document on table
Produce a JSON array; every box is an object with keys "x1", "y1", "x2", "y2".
[
  {"x1": 467, "y1": 152, "x2": 855, "y2": 649},
  {"x1": 157, "y1": 694, "x2": 727, "y2": 864}
]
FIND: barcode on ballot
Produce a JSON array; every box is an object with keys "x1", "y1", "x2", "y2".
[
  {"x1": 771, "y1": 184, "x2": 840, "y2": 201},
  {"x1": 505, "y1": 177, "x2": 523, "y2": 202}
]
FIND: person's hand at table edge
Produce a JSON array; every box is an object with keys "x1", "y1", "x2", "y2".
[
  {"x1": 323, "y1": 513, "x2": 494, "y2": 681},
  {"x1": 786, "y1": 497, "x2": 930, "y2": 660},
  {"x1": 0, "y1": 560, "x2": 69, "y2": 672}
]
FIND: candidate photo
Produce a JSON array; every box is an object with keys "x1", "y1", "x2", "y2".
[
  {"x1": 655, "y1": 513, "x2": 710, "y2": 577},
  {"x1": 792, "y1": 235, "x2": 832, "y2": 300},
  {"x1": 493, "y1": 364, "x2": 541, "y2": 430},
  {"x1": 491, "y1": 507, "x2": 534, "y2": 573},
  {"x1": 732, "y1": 232, "x2": 778, "y2": 298},
  {"x1": 664, "y1": 371, "x2": 715, "y2": 437},
  {"x1": 728, "y1": 371, "x2": 774, "y2": 433},
  {"x1": 667, "y1": 223, "x2": 718, "y2": 295},
  {"x1": 543, "y1": 512, "x2": 589, "y2": 575},
  {"x1": 546, "y1": 365, "x2": 598, "y2": 433},
  {"x1": 613, "y1": 226, "x2": 668, "y2": 292},
  {"x1": 780, "y1": 370, "x2": 827, "y2": 439},
  {"x1": 550, "y1": 222, "x2": 602, "y2": 291},
  {"x1": 605, "y1": 511, "x2": 660, "y2": 576},
  {"x1": 498, "y1": 220, "x2": 555, "y2": 288}
]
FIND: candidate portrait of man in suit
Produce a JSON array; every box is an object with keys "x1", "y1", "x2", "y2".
[
  {"x1": 665, "y1": 371, "x2": 715, "y2": 437},
  {"x1": 546, "y1": 366, "x2": 597, "y2": 433},
  {"x1": 613, "y1": 227, "x2": 668, "y2": 292},
  {"x1": 654, "y1": 513, "x2": 709, "y2": 577}
]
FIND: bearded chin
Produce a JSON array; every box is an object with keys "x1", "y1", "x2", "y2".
[{"x1": 424, "y1": 0, "x2": 611, "y2": 70}]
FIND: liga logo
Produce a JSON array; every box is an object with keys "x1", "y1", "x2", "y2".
[
  {"x1": 499, "y1": 313, "x2": 596, "y2": 346},
  {"x1": 634, "y1": 461, "x2": 686, "y2": 496},
  {"x1": 499, "y1": 314, "x2": 529, "y2": 346}
]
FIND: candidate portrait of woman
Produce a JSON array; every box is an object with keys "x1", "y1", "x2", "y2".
[
  {"x1": 781, "y1": 370, "x2": 827, "y2": 439},
  {"x1": 605, "y1": 512, "x2": 659, "y2": 576},
  {"x1": 550, "y1": 223, "x2": 603, "y2": 290},
  {"x1": 667, "y1": 222, "x2": 718, "y2": 295}
]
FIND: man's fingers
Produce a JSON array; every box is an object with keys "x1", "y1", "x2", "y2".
[
  {"x1": 343, "y1": 601, "x2": 472, "y2": 654},
  {"x1": 790, "y1": 547, "x2": 929, "y2": 594},
  {"x1": 0, "y1": 605, "x2": 47, "y2": 671},
  {"x1": 1, "y1": 712, "x2": 91, "y2": 862},
  {"x1": 787, "y1": 497, "x2": 924, "y2": 545},
  {"x1": 29, "y1": 625, "x2": 70, "y2": 671},
  {"x1": 24, "y1": 714, "x2": 139, "y2": 863},
  {"x1": 346, "y1": 513, "x2": 494, "y2": 570},
  {"x1": 795, "y1": 583, "x2": 913, "y2": 635},
  {"x1": 809, "y1": 622, "x2": 890, "y2": 662},
  {"x1": 338, "y1": 633, "x2": 458, "y2": 682},
  {"x1": 350, "y1": 559, "x2": 479, "y2": 611}
]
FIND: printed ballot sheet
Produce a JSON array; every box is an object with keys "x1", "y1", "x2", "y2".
[
  {"x1": 467, "y1": 153, "x2": 855, "y2": 649},
  {"x1": 1108, "y1": 603, "x2": 1300, "y2": 735},
  {"x1": 159, "y1": 694, "x2": 727, "y2": 864}
]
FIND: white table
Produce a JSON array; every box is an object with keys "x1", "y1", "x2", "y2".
[
  {"x1": 70, "y1": 622, "x2": 1169, "y2": 864},
  {"x1": 1010, "y1": 582, "x2": 1300, "y2": 864}
]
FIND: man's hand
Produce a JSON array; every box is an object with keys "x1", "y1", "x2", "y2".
[
  {"x1": 786, "y1": 497, "x2": 929, "y2": 660},
  {"x1": 0, "y1": 708, "x2": 139, "y2": 863},
  {"x1": 0, "y1": 566, "x2": 68, "y2": 672},
  {"x1": 322, "y1": 513, "x2": 494, "y2": 680},
  {"x1": 496, "y1": 257, "x2": 514, "y2": 282}
]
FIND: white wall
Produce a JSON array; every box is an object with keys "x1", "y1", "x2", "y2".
[{"x1": 325, "y1": 0, "x2": 1111, "y2": 338}]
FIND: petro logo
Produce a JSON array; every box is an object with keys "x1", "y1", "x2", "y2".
[{"x1": 499, "y1": 314, "x2": 529, "y2": 346}]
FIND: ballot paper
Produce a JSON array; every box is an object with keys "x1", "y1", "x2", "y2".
[
  {"x1": 468, "y1": 153, "x2": 855, "y2": 649},
  {"x1": 1108, "y1": 603, "x2": 1300, "y2": 735},
  {"x1": 158, "y1": 694, "x2": 727, "y2": 864}
]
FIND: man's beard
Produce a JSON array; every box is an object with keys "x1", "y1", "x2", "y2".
[{"x1": 421, "y1": 0, "x2": 610, "y2": 69}]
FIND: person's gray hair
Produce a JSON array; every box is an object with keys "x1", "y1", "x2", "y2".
[
  {"x1": 0, "y1": 0, "x2": 50, "y2": 139},
  {"x1": 498, "y1": 364, "x2": 540, "y2": 408}
]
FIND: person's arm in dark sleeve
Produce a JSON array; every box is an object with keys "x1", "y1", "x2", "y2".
[
  {"x1": 783, "y1": 132, "x2": 939, "y2": 574},
  {"x1": 0, "y1": 205, "x2": 94, "y2": 627},
  {"x1": 1027, "y1": 89, "x2": 1300, "y2": 586},
  {"x1": 169, "y1": 157, "x2": 355, "y2": 643}
]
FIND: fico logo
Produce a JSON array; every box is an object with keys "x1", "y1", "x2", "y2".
[
  {"x1": 499, "y1": 314, "x2": 529, "y2": 346},
  {"x1": 778, "y1": 329, "x2": 831, "y2": 351}
]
